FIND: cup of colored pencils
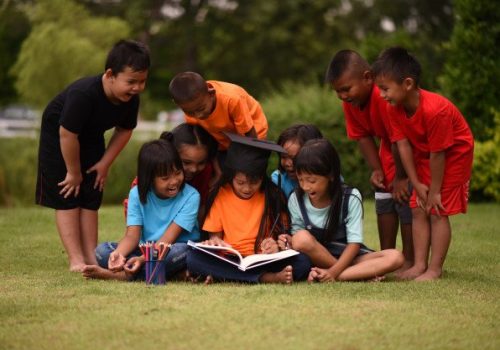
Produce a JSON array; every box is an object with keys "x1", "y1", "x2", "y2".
[{"x1": 140, "y1": 242, "x2": 170, "y2": 285}]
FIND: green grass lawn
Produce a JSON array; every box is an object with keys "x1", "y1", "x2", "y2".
[{"x1": 1, "y1": 202, "x2": 499, "y2": 349}]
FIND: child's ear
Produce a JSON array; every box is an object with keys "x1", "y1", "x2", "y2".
[
  {"x1": 104, "y1": 68, "x2": 115, "y2": 79},
  {"x1": 403, "y1": 77, "x2": 416, "y2": 91},
  {"x1": 363, "y1": 70, "x2": 373, "y2": 84}
]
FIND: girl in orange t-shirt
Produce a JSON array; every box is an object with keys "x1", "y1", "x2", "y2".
[{"x1": 186, "y1": 133, "x2": 311, "y2": 284}]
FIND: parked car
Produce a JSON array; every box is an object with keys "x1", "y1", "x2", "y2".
[
  {"x1": 0, "y1": 104, "x2": 39, "y2": 121},
  {"x1": 0, "y1": 104, "x2": 39, "y2": 138}
]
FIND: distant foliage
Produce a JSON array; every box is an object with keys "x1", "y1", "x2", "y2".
[
  {"x1": 440, "y1": 0, "x2": 500, "y2": 141},
  {"x1": 11, "y1": 0, "x2": 130, "y2": 108},
  {"x1": 261, "y1": 82, "x2": 372, "y2": 196},
  {"x1": 471, "y1": 111, "x2": 500, "y2": 201},
  {"x1": 0, "y1": 138, "x2": 38, "y2": 206}
]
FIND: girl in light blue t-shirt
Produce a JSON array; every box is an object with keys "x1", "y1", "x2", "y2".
[
  {"x1": 82, "y1": 139, "x2": 200, "y2": 281},
  {"x1": 278, "y1": 139, "x2": 404, "y2": 282}
]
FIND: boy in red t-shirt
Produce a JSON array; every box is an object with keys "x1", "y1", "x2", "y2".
[
  {"x1": 169, "y1": 72, "x2": 269, "y2": 185},
  {"x1": 373, "y1": 47, "x2": 474, "y2": 281},
  {"x1": 325, "y1": 50, "x2": 414, "y2": 271}
]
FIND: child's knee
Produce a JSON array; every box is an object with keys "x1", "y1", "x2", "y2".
[
  {"x1": 412, "y1": 208, "x2": 426, "y2": 221},
  {"x1": 292, "y1": 230, "x2": 317, "y2": 252},
  {"x1": 386, "y1": 249, "x2": 405, "y2": 268},
  {"x1": 95, "y1": 242, "x2": 117, "y2": 268}
]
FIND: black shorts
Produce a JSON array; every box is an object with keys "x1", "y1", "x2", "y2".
[{"x1": 36, "y1": 166, "x2": 103, "y2": 210}]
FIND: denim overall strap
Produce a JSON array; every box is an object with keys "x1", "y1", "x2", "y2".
[{"x1": 294, "y1": 189, "x2": 327, "y2": 240}]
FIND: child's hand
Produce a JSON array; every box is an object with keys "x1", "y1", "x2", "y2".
[
  {"x1": 277, "y1": 234, "x2": 293, "y2": 250},
  {"x1": 108, "y1": 251, "x2": 126, "y2": 271},
  {"x1": 123, "y1": 256, "x2": 144, "y2": 275},
  {"x1": 426, "y1": 190, "x2": 445, "y2": 216},
  {"x1": 392, "y1": 177, "x2": 410, "y2": 203},
  {"x1": 260, "y1": 238, "x2": 279, "y2": 254},
  {"x1": 58, "y1": 171, "x2": 83, "y2": 198},
  {"x1": 370, "y1": 169, "x2": 386, "y2": 190},
  {"x1": 86, "y1": 161, "x2": 109, "y2": 192},
  {"x1": 203, "y1": 236, "x2": 231, "y2": 247},
  {"x1": 414, "y1": 182, "x2": 429, "y2": 209}
]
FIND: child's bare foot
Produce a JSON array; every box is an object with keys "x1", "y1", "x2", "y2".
[
  {"x1": 414, "y1": 268, "x2": 442, "y2": 281},
  {"x1": 81, "y1": 265, "x2": 128, "y2": 281},
  {"x1": 397, "y1": 265, "x2": 426, "y2": 280},
  {"x1": 394, "y1": 260, "x2": 413, "y2": 278},
  {"x1": 369, "y1": 275, "x2": 386, "y2": 282},
  {"x1": 69, "y1": 263, "x2": 86, "y2": 272},
  {"x1": 204, "y1": 275, "x2": 213, "y2": 285},
  {"x1": 260, "y1": 266, "x2": 293, "y2": 284},
  {"x1": 307, "y1": 269, "x2": 320, "y2": 283}
]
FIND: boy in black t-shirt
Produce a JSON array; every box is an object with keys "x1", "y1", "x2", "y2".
[{"x1": 36, "y1": 39, "x2": 150, "y2": 272}]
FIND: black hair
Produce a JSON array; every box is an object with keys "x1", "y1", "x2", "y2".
[
  {"x1": 204, "y1": 162, "x2": 289, "y2": 253},
  {"x1": 325, "y1": 49, "x2": 370, "y2": 83},
  {"x1": 105, "y1": 39, "x2": 150, "y2": 75},
  {"x1": 276, "y1": 124, "x2": 323, "y2": 173},
  {"x1": 294, "y1": 139, "x2": 342, "y2": 244},
  {"x1": 137, "y1": 139, "x2": 183, "y2": 204},
  {"x1": 371, "y1": 47, "x2": 421, "y2": 86},
  {"x1": 169, "y1": 72, "x2": 208, "y2": 103},
  {"x1": 160, "y1": 123, "x2": 217, "y2": 160}
]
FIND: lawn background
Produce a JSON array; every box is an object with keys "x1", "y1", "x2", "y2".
[{"x1": 1, "y1": 202, "x2": 499, "y2": 349}]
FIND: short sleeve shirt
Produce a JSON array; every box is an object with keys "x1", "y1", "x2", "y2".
[
  {"x1": 127, "y1": 184, "x2": 201, "y2": 243},
  {"x1": 38, "y1": 75, "x2": 139, "y2": 170},
  {"x1": 203, "y1": 184, "x2": 265, "y2": 256},
  {"x1": 288, "y1": 188, "x2": 364, "y2": 244},
  {"x1": 387, "y1": 89, "x2": 474, "y2": 187},
  {"x1": 271, "y1": 170, "x2": 297, "y2": 198},
  {"x1": 185, "y1": 81, "x2": 268, "y2": 150},
  {"x1": 343, "y1": 85, "x2": 395, "y2": 187}
]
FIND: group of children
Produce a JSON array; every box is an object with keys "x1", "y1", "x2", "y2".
[{"x1": 36, "y1": 39, "x2": 473, "y2": 284}]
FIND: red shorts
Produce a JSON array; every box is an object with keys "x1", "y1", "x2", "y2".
[{"x1": 410, "y1": 181, "x2": 469, "y2": 216}]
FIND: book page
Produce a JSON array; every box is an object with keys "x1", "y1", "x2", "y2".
[{"x1": 240, "y1": 249, "x2": 299, "y2": 270}]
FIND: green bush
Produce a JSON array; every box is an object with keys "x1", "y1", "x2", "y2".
[
  {"x1": 0, "y1": 138, "x2": 38, "y2": 206},
  {"x1": 261, "y1": 82, "x2": 371, "y2": 196},
  {"x1": 470, "y1": 110, "x2": 500, "y2": 201}
]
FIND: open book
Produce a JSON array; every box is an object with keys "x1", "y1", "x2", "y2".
[{"x1": 187, "y1": 240, "x2": 299, "y2": 271}]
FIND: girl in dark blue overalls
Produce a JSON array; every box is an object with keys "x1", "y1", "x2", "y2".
[{"x1": 278, "y1": 138, "x2": 404, "y2": 282}]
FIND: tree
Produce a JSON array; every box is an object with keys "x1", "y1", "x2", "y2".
[
  {"x1": 79, "y1": 0, "x2": 454, "y2": 103},
  {"x1": 0, "y1": 1, "x2": 30, "y2": 105},
  {"x1": 11, "y1": 0, "x2": 130, "y2": 108},
  {"x1": 440, "y1": 0, "x2": 500, "y2": 141}
]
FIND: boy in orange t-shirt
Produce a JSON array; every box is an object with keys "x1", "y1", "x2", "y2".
[
  {"x1": 373, "y1": 47, "x2": 474, "y2": 281},
  {"x1": 169, "y1": 72, "x2": 268, "y2": 183},
  {"x1": 186, "y1": 133, "x2": 311, "y2": 284}
]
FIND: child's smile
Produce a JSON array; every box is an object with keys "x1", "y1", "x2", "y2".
[
  {"x1": 297, "y1": 172, "x2": 332, "y2": 208},
  {"x1": 154, "y1": 170, "x2": 184, "y2": 199},
  {"x1": 232, "y1": 172, "x2": 262, "y2": 200},
  {"x1": 106, "y1": 67, "x2": 148, "y2": 104}
]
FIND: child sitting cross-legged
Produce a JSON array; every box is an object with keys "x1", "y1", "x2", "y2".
[
  {"x1": 186, "y1": 133, "x2": 311, "y2": 284},
  {"x1": 82, "y1": 139, "x2": 200, "y2": 281},
  {"x1": 279, "y1": 139, "x2": 404, "y2": 282}
]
